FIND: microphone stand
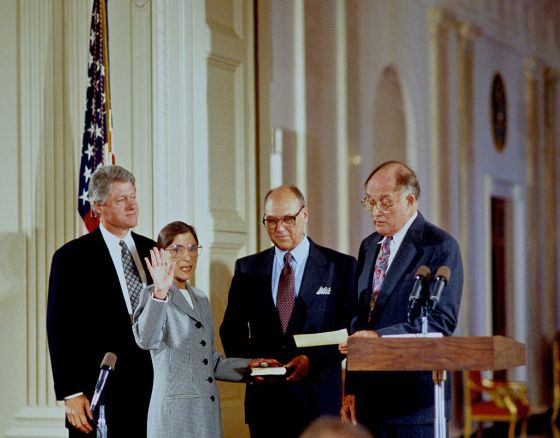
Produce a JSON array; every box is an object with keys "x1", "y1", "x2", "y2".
[
  {"x1": 421, "y1": 305, "x2": 428, "y2": 335},
  {"x1": 96, "y1": 394, "x2": 108, "y2": 438},
  {"x1": 425, "y1": 299, "x2": 446, "y2": 438}
]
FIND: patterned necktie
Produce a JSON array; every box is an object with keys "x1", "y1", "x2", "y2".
[
  {"x1": 369, "y1": 237, "x2": 392, "y2": 322},
  {"x1": 119, "y1": 240, "x2": 143, "y2": 313},
  {"x1": 277, "y1": 252, "x2": 295, "y2": 333}
]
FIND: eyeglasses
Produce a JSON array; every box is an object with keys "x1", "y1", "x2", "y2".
[
  {"x1": 360, "y1": 193, "x2": 406, "y2": 214},
  {"x1": 166, "y1": 243, "x2": 202, "y2": 259},
  {"x1": 262, "y1": 205, "x2": 305, "y2": 230}
]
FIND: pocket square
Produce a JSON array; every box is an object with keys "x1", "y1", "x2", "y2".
[{"x1": 316, "y1": 286, "x2": 331, "y2": 295}]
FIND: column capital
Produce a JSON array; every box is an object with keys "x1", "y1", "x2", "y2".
[
  {"x1": 427, "y1": 6, "x2": 456, "y2": 37},
  {"x1": 457, "y1": 21, "x2": 481, "y2": 44}
]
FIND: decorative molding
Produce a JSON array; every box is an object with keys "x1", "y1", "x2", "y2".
[
  {"x1": 19, "y1": 0, "x2": 51, "y2": 409},
  {"x1": 134, "y1": 0, "x2": 150, "y2": 8},
  {"x1": 152, "y1": 0, "x2": 169, "y2": 226},
  {"x1": 524, "y1": 58, "x2": 539, "y2": 187},
  {"x1": 457, "y1": 21, "x2": 481, "y2": 44},
  {"x1": 445, "y1": 0, "x2": 560, "y2": 66},
  {"x1": 335, "y1": 0, "x2": 349, "y2": 254},
  {"x1": 5, "y1": 407, "x2": 65, "y2": 438},
  {"x1": 206, "y1": 0, "x2": 243, "y2": 39},
  {"x1": 207, "y1": 53, "x2": 242, "y2": 71},
  {"x1": 427, "y1": 6, "x2": 456, "y2": 37},
  {"x1": 10, "y1": 0, "x2": 70, "y2": 435},
  {"x1": 294, "y1": 0, "x2": 307, "y2": 196}
]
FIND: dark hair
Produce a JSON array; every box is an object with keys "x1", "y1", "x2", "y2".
[
  {"x1": 264, "y1": 185, "x2": 306, "y2": 205},
  {"x1": 364, "y1": 160, "x2": 421, "y2": 200},
  {"x1": 157, "y1": 221, "x2": 199, "y2": 249}
]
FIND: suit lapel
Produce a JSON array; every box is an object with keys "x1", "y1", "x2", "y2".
[
  {"x1": 258, "y1": 248, "x2": 279, "y2": 322},
  {"x1": 91, "y1": 229, "x2": 131, "y2": 316},
  {"x1": 170, "y1": 284, "x2": 202, "y2": 322},
  {"x1": 375, "y1": 213, "x2": 425, "y2": 309},
  {"x1": 131, "y1": 232, "x2": 154, "y2": 284},
  {"x1": 359, "y1": 234, "x2": 383, "y2": 300},
  {"x1": 289, "y1": 240, "x2": 327, "y2": 332}
]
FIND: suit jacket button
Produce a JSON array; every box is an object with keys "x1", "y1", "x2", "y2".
[
  {"x1": 210, "y1": 395, "x2": 215, "y2": 402},
  {"x1": 200, "y1": 340, "x2": 206, "y2": 346},
  {"x1": 195, "y1": 322, "x2": 202, "y2": 329},
  {"x1": 202, "y1": 358, "x2": 208, "y2": 365},
  {"x1": 207, "y1": 377, "x2": 214, "y2": 383}
]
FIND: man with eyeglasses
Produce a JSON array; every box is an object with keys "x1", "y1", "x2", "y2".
[
  {"x1": 47, "y1": 165, "x2": 154, "y2": 437},
  {"x1": 220, "y1": 185, "x2": 356, "y2": 438},
  {"x1": 339, "y1": 161, "x2": 463, "y2": 437}
]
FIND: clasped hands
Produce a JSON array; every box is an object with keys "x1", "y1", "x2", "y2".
[{"x1": 248, "y1": 354, "x2": 310, "y2": 382}]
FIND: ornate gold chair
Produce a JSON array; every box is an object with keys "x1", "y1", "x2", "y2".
[{"x1": 463, "y1": 370, "x2": 530, "y2": 438}]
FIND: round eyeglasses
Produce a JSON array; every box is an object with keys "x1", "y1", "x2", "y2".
[
  {"x1": 360, "y1": 194, "x2": 405, "y2": 214},
  {"x1": 262, "y1": 205, "x2": 305, "y2": 230},
  {"x1": 166, "y1": 243, "x2": 202, "y2": 259}
]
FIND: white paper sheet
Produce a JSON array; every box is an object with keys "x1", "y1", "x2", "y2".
[{"x1": 293, "y1": 328, "x2": 348, "y2": 347}]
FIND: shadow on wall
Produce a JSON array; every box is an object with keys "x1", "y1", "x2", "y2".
[{"x1": 209, "y1": 258, "x2": 234, "y2": 350}]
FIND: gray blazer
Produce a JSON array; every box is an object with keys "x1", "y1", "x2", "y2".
[{"x1": 133, "y1": 284, "x2": 249, "y2": 438}]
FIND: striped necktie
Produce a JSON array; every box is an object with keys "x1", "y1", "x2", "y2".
[
  {"x1": 277, "y1": 252, "x2": 295, "y2": 333},
  {"x1": 119, "y1": 240, "x2": 143, "y2": 313},
  {"x1": 369, "y1": 237, "x2": 392, "y2": 322}
]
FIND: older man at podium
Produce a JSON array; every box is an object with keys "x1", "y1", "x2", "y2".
[{"x1": 340, "y1": 161, "x2": 463, "y2": 438}]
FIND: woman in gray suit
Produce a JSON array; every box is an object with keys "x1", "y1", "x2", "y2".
[{"x1": 133, "y1": 221, "x2": 278, "y2": 438}]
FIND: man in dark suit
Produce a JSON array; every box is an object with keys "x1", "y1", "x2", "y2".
[
  {"x1": 340, "y1": 161, "x2": 463, "y2": 437},
  {"x1": 220, "y1": 185, "x2": 356, "y2": 438},
  {"x1": 47, "y1": 165, "x2": 154, "y2": 437}
]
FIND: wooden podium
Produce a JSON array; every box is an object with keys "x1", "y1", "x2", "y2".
[{"x1": 347, "y1": 335, "x2": 526, "y2": 438}]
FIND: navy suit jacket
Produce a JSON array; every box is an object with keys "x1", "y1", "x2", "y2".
[
  {"x1": 220, "y1": 238, "x2": 356, "y2": 428},
  {"x1": 347, "y1": 212, "x2": 463, "y2": 426},
  {"x1": 46, "y1": 228, "x2": 155, "y2": 437}
]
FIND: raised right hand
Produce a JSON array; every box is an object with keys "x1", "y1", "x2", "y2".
[
  {"x1": 64, "y1": 394, "x2": 94, "y2": 433},
  {"x1": 145, "y1": 248, "x2": 175, "y2": 299}
]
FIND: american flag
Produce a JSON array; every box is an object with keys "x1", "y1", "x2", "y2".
[{"x1": 78, "y1": 0, "x2": 114, "y2": 232}]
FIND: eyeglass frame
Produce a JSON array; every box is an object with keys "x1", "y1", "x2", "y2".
[
  {"x1": 360, "y1": 190, "x2": 409, "y2": 214},
  {"x1": 262, "y1": 205, "x2": 306, "y2": 230},
  {"x1": 166, "y1": 243, "x2": 203, "y2": 259}
]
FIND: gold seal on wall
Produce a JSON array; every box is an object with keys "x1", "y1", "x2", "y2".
[{"x1": 490, "y1": 73, "x2": 507, "y2": 152}]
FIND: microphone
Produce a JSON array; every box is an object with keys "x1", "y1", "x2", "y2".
[
  {"x1": 407, "y1": 265, "x2": 431, "y2": 323},
  {"x1": 90, "y1": 352, "x2": 117, "y2": 414},
  {"x1": 430, "y1": 266, "x2": 451, "y2": 310}
]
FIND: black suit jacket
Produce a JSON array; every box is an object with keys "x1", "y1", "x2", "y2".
[
  {"x1": 220, "y1": 238, "x2": 356, "y2": 431},
  {"x1": 347, "y1": 212, "x2": 463, "y2": 426},
  {"x1": 47, "y1": 228, "x2": 155, "y2": 437}
]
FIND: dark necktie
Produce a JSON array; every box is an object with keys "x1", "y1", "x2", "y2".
[
  {"x1": 277, "y1": 252, "x2": 295, "y2": 333},
  {"x1": 369, "y1": 237, "x2": 392, "y2": 322},
  {"x1": 119, "y1": 240, "x2": 143, "y2": 313}
]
